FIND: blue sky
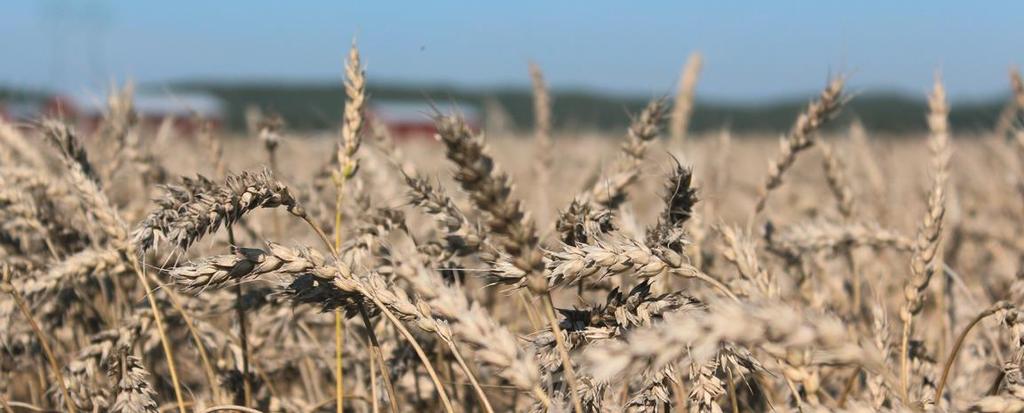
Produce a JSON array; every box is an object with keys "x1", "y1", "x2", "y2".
[{"x1": 3, "y1": 1, "x2": 1024, "y2": 101}]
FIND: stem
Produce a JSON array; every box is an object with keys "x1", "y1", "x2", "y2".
[
  {"x1": 783, "y1": 375, "x2": 805, "y2": 412},
  {"x1": 199, "y1": 405, "x2": 263, "y2": 413},
  {"x1": 364, "y1": 295, "x2": 455, "y2": 413},
  {"x1": 541, "y1": 293, "x2": 584, "y2": 413},
  {"x1": 336, "y1": 310, "x2": 345, "y2": 413},
  {"x1": 40, "y1": 233, "x2": 59, "y2": 261},
  {"x1": 438, "y1": 345, "x2": 457, "y2": 408},
  {"x1": 934, "y1": 302, "x2": 1010, "y2": 403},
  {"x1": 691, "y1": 271, "x2": 740, "y2": 302},
  {"x1": 298, "y1": 357, "x2": 318, "y2": 402},
  {"x1": 518, "y1": 290, "x2": 543, "y2": 331},
  {"x1": 369, "y1": 345, "x2": 379, "y2": 413},
  {"x1": 227, "y1": 226, "x2": 253, "y2": 407},
  {"x1": 335, "y1": 179, "x2": 345, "y2": 250},
  {"x1": 448, "y1": 342, "x2": 495, "y2": 413},
  {"x1": 332, "y1": 174, "x2": 346, "y2": 413},
  {"x1": 358, "y1": 304, "x2": 400, "y2": 413},
  {"x1": 234, "y1": 281, "x2": 252, "y2": 406},
  {"x1": 7, "y1": 399, "x2": 59, "y2": 412},
  {"x1": 671, "y1": 379, "x2": 687, "y2": 411},
  {"x1": 532, "y1": 386, "x2": 552, "y2": 410},
  {"x1": 837, "y1": 367, "x2": 860, "y2": 408},
  {"x1": 302, "y1": 215, "x2": 336, "y2": 257},
  {"x1": 311, "y1": 200, "x2": 488, "y2": 413},
  {"x1": 268, "y1": 148, "x2": 282, "y2": 239},
  {"x1": 727, "y1": 367, "x2": 739, "y2": 413},
  {"x1": 252, "y1": 363, "x2": 280, "y2": 402},
  {"x1": 304, "y1": 210, "x2": 447, "y2": 411},
  {"x1": 303, "y1": 190, "x2": 453, "y2": 412},
  {"x1": 842, "y1": 250, "x2": 861, "y2": 318},
  {"x1": 148, "y1": 274, "x2": 222, "y2": 403},
  {"x1": 987, "y1": 370, "x2": 1005, "y2": 396},
  {"x1": 130, "y1": 256, "x2": 187, "y2": 413},
  {"x1": 29, "y1": 364, "x2": 41, "y2": 406},
  {"x1": 899, "y1": 317, "x2": 911, "y2": 402},
  {"x1": 3, "y1": 280, "x2": 76, "y2": 413}
]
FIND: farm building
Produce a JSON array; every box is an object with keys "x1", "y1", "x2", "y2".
[
  {"x1": 1, "y1": 91, "x2": 225, "y2": 134},
  {"x1": 367, "y1": 100, "x2": 480, "y2": 140},
  {"x1": 0, "y1": 101, "x2": 47, "y2": 124}
]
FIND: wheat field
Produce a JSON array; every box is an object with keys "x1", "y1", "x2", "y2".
[{"x1": 4, "y1": 44, "x2": 1024, "y2": 413}]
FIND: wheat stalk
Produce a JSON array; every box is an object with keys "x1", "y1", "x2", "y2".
[
  {"x1": 899, "y1": 76, "x2": 952, "y2": 402},
  {"x1": 530, "y1": 62, "x2": 554, "y2": 226},
  {"x1": 670, "y1": 52, "x2": 703, "y2": 143}
]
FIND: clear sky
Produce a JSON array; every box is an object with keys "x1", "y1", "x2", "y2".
[{"x1": 3, "y1": 1, "x2": 1023, "y2": 101}]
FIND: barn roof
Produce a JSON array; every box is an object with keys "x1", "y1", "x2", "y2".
[
  {"x1": 369, "y1": 100, "x2": 479, "y2": 124},
  {"x1": 2, "y1": 101, "x2": 44, "y2": 121},
  {"x1": 61, "y1": 91, "x2": 224, "y2": 117}
]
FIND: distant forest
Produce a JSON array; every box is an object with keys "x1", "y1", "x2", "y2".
[{"x1": 3, "y1": 82, "x2": 1015, "y2": 135}]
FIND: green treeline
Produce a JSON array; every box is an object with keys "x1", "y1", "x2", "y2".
[{"x1": 3, "y1": 83, "x2": 1012, "y2": 134}]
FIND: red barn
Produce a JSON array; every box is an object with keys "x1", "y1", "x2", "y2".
[
  {"x1": 367, "y1": 100, "x2": 480, "y2": 140},
  {"x1": 3, "y1": 91, "x2": 225, "y2": 135}
]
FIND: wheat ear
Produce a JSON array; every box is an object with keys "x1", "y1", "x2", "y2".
[
  {"x1": 530, "y1": 62, "x2": 554, "y2": 225},
  {"x1": 899, "y1": 76, "x2": 951, "y2": 402},
  {"x1": 435, "y1": 114, "x2": 580, "y2": 412},
  {"x1": 752, "y1": 76, "x2": 846, "y2": 218},
  {"x1": 670, "y1": 52, "x2": 702, "y2": 143}
]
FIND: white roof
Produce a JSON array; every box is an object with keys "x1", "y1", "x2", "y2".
[
  {"x1": 3, "y1": 101, "x2": 43, "y2": 120},
  {"x1": 63, "y1": 91, "x2": 224, "y2": 117},
  {"x1": 369, "y1": 100, "x2": 479, "y2": 124}
]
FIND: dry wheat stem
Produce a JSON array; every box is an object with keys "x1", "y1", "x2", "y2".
[
  {"x1": 145, "y1": 273, "x2": 223, "y2": 403},
  {"x1": 357, "y1": 303, "x2": 401, "y2": 413},
  {"x1": 389, "y1": 246, "x2": 546, "y2": 403},
  {"x1": 934, "y1": 301, "x2": 1012, "y2": 404},
  {"x1": 199, "y1": 406, "x2": 264, "y2": 413},
  {"x1": 362, "y1": 291, "x2": 455, "y2": 413},
  {"x1": 130, "y1": 257, "x2": 187, "y2": 413},
  {"x1": 1, "y1": 268, "x2": 77, "y2": 413},
  {"x1": 173, "y1": 236, "x2": 457, "y2": 412},
  {"x1": 0, "y1": 395, "x2": 13, "y2": 413},
  {"x1": 335, "y1": 309, "x2": 345, "y2": 413},
  {"x1": 226, "y1": 226, "x2": 253, "y2": 407},
  {"x1": 542, "y1": 293, "x2": 585, "y2": 413}
]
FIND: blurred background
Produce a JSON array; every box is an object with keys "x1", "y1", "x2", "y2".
[{"x1": 2, "y1": 0, "x2": 1024, "y2": 135}]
